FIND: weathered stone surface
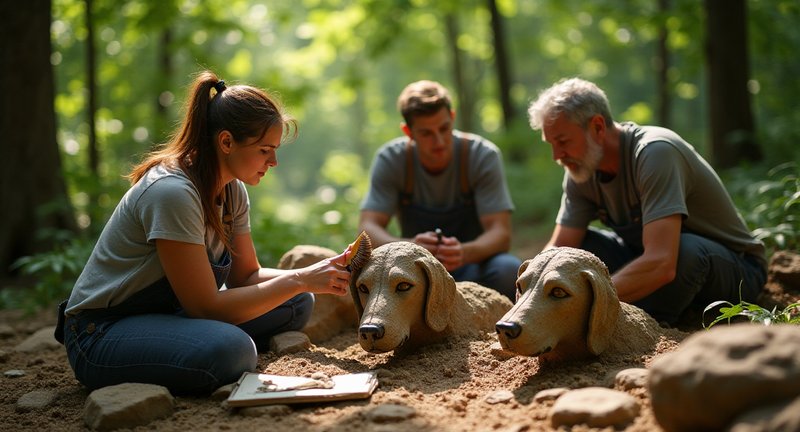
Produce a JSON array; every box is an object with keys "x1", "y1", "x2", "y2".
[
  {"x1": 0, "y1": 324, "x2": 14, "y2": 339},
  {"x1": 238, "y1": 404, "x2": 292, "y2": 417},
  {"x1": 728, "y1": 395, "x2": 800, "y2": 432},
  {"x1": 549, "y1": 387, "x2": 639, "y2": 429},
  {"x1": 84, "y1": 383, "x2": 174, "y2": 431},
  {"x1": 269, "y1": 331, "x2": 312, "y2": 355},
  {"x1": 614, "y1": 368, "x2": 649, "y2": 391},
  {"x1": 769, "y1": 250, "x2": 800, "y2": 287},
  {"x1": 484, "y1": 390, "x2": 514, "y2": 404},
  {"x1": 16, "y1": 389, "x2": 57, "y2": 412},
  {"x1": 366, "y1": 404, "x2": 416, "y2": 423},
  {"x1": 14, "y1": 326, "x2": 61, "y2": 353},
  {"x1": 649, "y1": 324, "x2": 800, "y2": 432},
  {"x1": 211, "y1": 383, "x2": 234, "y2": 401},
  {"x1": 533, "y1": 387, "x2": 569, "y2": 403}
]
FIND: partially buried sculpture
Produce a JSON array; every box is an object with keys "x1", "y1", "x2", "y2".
[
  {"x1": 350, "y1": 242, "x2": 513, "y2": 353},
  {"x1": 495, "y1": 247, "x2": 663, "y2": 361}
]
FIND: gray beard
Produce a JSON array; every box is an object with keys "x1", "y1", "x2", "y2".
[{"x1": 561, "y1": 133, "x2": 603, "y2": 183}]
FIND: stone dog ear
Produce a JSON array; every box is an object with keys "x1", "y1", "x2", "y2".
[
  {"x1": 349, "y1": 266, "x2": 365, "y2": 319},
  {"x1": 584, "y1": 267, "x2": 621, "y2": 355},
  {"x1": 517, "y1": 259, "x2": 532, "y2": 279},
  {"x1": 417, "y1": 254, "x2": 456, "y2": 333}
]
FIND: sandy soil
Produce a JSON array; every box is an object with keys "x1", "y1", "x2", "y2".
[{"x1": 1, "y1": 251, "x2": 797, "y2": 432}]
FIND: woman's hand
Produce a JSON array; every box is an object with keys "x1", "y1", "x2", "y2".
[{"x1": 294, "y1": 250, "x2": 350, "y2": 296}]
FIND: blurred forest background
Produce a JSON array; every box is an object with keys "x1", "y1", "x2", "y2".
[{"x1": 0, "y1": 0, "x2": 798, "y2": 310}]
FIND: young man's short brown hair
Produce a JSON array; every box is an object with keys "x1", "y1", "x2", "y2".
[{"x1": 397, "y1": 80, "x2": 452, "y2": 127}]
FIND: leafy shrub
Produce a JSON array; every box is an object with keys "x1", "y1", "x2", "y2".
[
  {"x1": 1, "y1": 234, "x2": 92, "y2": 313},
  {"x1": 703, "y1": 298, "x2": 800, "y2": 328},
  {"x1": 725, "y1": 162, "x2": 799, "y2": 252}
]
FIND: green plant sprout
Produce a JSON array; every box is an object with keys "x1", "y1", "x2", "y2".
[{"x1": 703, "y1": 282, "x2": 800, "y2": 329}]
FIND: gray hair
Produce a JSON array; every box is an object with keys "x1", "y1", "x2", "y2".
[{"x1": 527, "y1": 78, "x2": 613, "y2": 131}]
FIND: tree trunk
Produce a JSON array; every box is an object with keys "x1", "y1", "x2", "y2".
[
  {"x1": 656, "y1": 0, "x2": 671, "y2": 128},
  {"x1": 704, "y1": 0, "x2": 761, "y2": 168},
  {"x1": 486, "y1": 0, "x2": 514, "y2": 127},
  {"x1": 444, "y1": 13, "x2": 474, "y2": 132},
  {"x1": 0, "y1": 0, "x2": 77, "y2": 278},
  {"x1": 85, "y1": 0, "x2": 99, "y2": 175}
]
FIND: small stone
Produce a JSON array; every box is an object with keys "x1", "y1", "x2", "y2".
[
  {"x1": 269, "y1": 331, "x2": 312, "y2": 355},
  {"x1": 4, "y1": 369, "x2": 26, "y2": 378},
  {"x1": 484, "y1": 390, "x2": 514, "y2": 404},
  {"x1": 16, "y1": 389, "x2": 57, "y2": 411},
  {"x1": 533, "y1": 387, "x2": 569, "y2": 403},
  {"x1": 366, "y1": 404, "x2": 416, "y2": 423}
]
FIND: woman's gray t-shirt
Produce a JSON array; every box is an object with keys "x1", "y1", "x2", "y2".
[{"x1": 66, "y1": 164, "x2": 250, "y2": 315}]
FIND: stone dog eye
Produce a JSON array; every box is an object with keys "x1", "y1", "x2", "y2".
[
  {"x1": 396, "y1": 282, "x2": 412, "y2": 292},
  {"x1": 550, "y1": 287, "x2": 569, "y2": 298},
  {"x1": 358, "y1": 284, "x2": 369, "y2": 294}
]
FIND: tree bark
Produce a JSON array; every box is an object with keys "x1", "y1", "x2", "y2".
[
  {"x1": 85, "y1": 0, "x2": 98, "y2": 175},
  {"x1": 486, "y1": 0, "x2": 514, "y2": 127},
  {"x1": 704, "y1": 0, "x2": 761, "y2": 168},
  {"x1": 444, "y1": 13, "x2": 474, "y2": 132},
  {"x1": 0, "y1": 0, "x2": 76, "y2": 278},
  {"x1": 656, "y1": 0, "x2": 671, "y2": 128}
]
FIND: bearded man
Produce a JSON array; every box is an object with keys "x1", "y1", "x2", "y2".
[{"x1": 527, "y1": 78, "x2": 766, "y2": 325}]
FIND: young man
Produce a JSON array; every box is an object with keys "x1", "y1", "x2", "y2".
[
  {"x1": 359, "y1": 80, "x2": 521, "y2": 301},
  {"x1": 527, "y1": 77, "x2": 767, "y2": 325}
]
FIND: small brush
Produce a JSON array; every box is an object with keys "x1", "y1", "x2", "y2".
[{"x1": 345, "y1": 231, "x2": 373, "y2": 272}]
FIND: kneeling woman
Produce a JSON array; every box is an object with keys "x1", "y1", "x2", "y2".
[{"x1": 59, "y1": 71, "x2": 350, "y2": 395}]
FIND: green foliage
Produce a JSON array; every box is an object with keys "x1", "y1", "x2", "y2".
[
  {"x1": 725, "y1": 162, "x2": 800, "y2": 252},
  {"x1": 1, "y1": 234, "x2": 92, "y2": 313},
  {"x1": 703, "y1": 298, "x2": 800, "y2": 329}
]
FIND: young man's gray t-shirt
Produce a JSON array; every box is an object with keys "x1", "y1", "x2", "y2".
[
  {"x1": 66, "y1": 164, "x2": 250, "y2": 315},
  {"x1": 556, "y1": 122, "x2": 766, "y2": 267},
  {"x1": 361, "y1": 131, "x2": 514, "y2": 217}
]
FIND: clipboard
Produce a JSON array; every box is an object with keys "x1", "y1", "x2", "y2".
[{"x1": 227, "y1": 371, "x2": 379, "y2": 407}]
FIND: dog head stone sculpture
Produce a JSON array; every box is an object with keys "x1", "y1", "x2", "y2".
[
  {"x1": 348, "y1": 241, "x2": 460, "y2": 353},
  {"x1": 495, "y1": 247, "x2": 621, "y2": 361}
]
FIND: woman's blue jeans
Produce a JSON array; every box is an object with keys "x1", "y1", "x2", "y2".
[
  {"x1": 581, "y1": 228, "x2": 767, "y2": 325},
  {"x1": 63, "y1": 292, "x2": 314, "y2": 395}
]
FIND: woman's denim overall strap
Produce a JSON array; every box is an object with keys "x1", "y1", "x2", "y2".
[{"x1": 398, "y1": 137, "x2": 483, "y2": 242}]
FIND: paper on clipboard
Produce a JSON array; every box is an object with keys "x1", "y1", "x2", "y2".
[{"x1": 227, "y1": 371, "x2": 379, "y2": 407}]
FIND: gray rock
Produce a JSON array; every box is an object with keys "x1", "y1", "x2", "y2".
[
  {"x1": 84, "y1": 383, "x2": 174, "y2": 431},
  {"x1": 238, "y1": 404, "x2": 292, "y2": 417},
  {"x1": 14, "y1": 326, "x2": 61, "y2": 353},
  {"x1": 16, "y1": 389, "x2": 58, "y2": 412},
  {"x1": 533, "y1": 387, "x2": 569, "y2": 403},
  {"x1": 4, "y1": 369, "x2": 25, "y2": 378},
  {"x1": 549, "y1": 387, "x2": 639, "y2": 429},
  {"x1": 0, "y1": 324, "x2": 14, "y2": 339},
  {"x1": 211, "y1": 383, "x2": 235, "y2": 401},
  {"x1": 269, "y1": 331, "x2": 312, "y2": 355},
  {"x1": 649, "y1": 324, "x2": 800, "y2": 432},
  {"x1": 366, "y1": 404, "x2": 416, "y2": 423},
  {"x1": 484, "y1": 390, "x2": 514, "y2": 404},
  {"x1": 728, "y1": 395, "x2": 800, "y2": 432},
  {"x1": 615, "y1": 368, "x2": 649, "y2": 390}
]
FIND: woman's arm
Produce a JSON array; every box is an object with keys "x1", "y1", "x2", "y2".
[{"x1": 156, "y1": 236, "x2": 349, "y2": 325}]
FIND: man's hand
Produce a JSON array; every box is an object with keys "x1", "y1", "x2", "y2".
[{"x1": 434, "y1": 235, "x2": 464, "y2": 271}]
